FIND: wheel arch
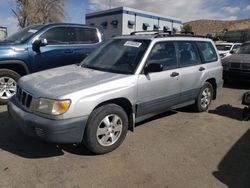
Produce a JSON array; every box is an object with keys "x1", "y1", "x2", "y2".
[
  {"x1": 0, "y1": 60, "x2": 29, "y2": 76},
  {"x1": 93, "y1": 97, "x2": 135, "y2": 132},
  {"x1": 205, "y1": 78, "x2": 217, "y2": 99}
]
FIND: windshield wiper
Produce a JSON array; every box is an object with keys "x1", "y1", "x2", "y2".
[{"x1": 82, "y1": 65, "x2": 104, "y2": 71}]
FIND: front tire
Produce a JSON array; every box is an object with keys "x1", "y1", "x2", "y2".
[
  {"x1": 0, "y1": 69, "x2": 21, "y2": 105},
  {"x1": 194, "y1": 82, "x2": 214, "y2": 112},
  {"x1": 83, "y1": 104, "x2": 128, "y2": 154}
]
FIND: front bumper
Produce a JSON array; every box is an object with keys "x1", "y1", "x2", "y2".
[{"x1": 8, "y1": 97, "x2": 88, "y2": 143}]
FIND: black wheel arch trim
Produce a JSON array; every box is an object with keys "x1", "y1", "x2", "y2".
[{"x1": 0, "y1": 60, "x2": 30, "y2": 74}]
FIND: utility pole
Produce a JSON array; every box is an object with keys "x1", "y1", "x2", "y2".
[{"x1": 109, "y1": 0, "x2": 112, "y2": 9}]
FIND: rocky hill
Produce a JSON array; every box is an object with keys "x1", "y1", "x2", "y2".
[{"x1": 184, "y1": 19, "x2": 250, "y2": 36}]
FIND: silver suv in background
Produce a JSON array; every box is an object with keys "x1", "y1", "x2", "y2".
[
  {"x1": 8, "y1": 32, "x2": 223, "y2": 154},
  {"x1": 215, "y1": 42, "x2": 241, "y2": 59}
]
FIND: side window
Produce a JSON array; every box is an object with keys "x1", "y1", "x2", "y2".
[
  {"x1": 40, "y1": 27, "x2": 74, "y2": 45},
  {"x1": 74, "y1": 27, "x2": 99, "y2": 44},
  {"x1": 196, "y1": 41, "x2": 218, "y2": 63},
  {"x1": 147, "y1": 41, "x2": 177, "y2": 70},
  {"x1": 177, "y1": 41, "x2": 201, "y2": 67},
  {"x1": 232, "y1": 44, "x2": 241, "y2": 51}
]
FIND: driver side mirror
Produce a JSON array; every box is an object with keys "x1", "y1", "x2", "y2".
[
  {"x1": 32, "y1": 38, "x2": 47, "y2": 53},
  {"x1": 145, "y1": 63, "x2": 163, "y2": 73},
  {"x1": 229, "y1": 50, "x2": 235, "y2": 54}
]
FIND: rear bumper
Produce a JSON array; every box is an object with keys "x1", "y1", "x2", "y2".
[{"x1": 8, "y1": 97, "x2": 88, "y2": 143}]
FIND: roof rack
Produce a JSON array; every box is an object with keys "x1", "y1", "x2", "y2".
[
  {"x1": 130, "y1": 30, "x2": 207, "y2": 38},
  {"x1": 130, "y1": 30, "x2": 164, "y2": 35}
]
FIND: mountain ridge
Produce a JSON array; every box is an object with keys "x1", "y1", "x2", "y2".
[{"x1": 184, "y1": 19, "x2": 250, "y2": 36}]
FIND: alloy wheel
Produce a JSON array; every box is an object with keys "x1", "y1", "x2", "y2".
[
  {"x1": 96, "y1": 114, "x2": 123, "y2": 147},
  {"x1": 0, "y1": 77, "x2": 17, "y2": 100}
]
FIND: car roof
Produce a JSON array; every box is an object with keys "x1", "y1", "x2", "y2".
[{"x1": 37, "y1": 23, "x2": 98, "y2": 30}]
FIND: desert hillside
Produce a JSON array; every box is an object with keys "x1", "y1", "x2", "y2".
[{"x1": 184, "y1": 19, "x2": 250, "y2": 36}]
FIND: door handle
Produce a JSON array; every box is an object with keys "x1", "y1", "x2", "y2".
[
  {"x1": 64, "y1": 49, "x2": 74, "y2": 53},
  {"x1": 199, "y1": 67, "x2": 205, "y2": 71},
  {"x1": 170, "y1": 72, "x2": 179, "y2": 77}
]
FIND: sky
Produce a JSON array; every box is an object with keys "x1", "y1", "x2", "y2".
[{"x1": 0, "y1": 0, "x2": 249, "y2": 35}]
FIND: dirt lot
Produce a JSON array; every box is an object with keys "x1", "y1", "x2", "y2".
[{"x1": 0, "y1": 82, "x2": 250, "y2": 188}]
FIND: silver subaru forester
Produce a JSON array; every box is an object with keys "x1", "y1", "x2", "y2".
[{"x1": 8, "y1": 33, "x2": 223, "y2": 154}]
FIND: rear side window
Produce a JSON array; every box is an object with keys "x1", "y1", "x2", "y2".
[
  {"x1": 40, "y1": 27, "x2": 74, "y2": 45},
  {"x1": 74, "y1": 27, "x2": 99, "y2": 44},
  {"x1": 196, "y1": 41, "x2": 218, "y2": 63},
  {"x1": 177, "y1": 41, "x2": 201, "y2": 67},
  {"x1": 147, "y1": 41, "x2": 177, "y2": 70}
]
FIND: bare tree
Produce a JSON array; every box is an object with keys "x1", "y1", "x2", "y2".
[
  {"x1": 12, "y1": 0, "x2": 66, "y2": 28},
  {"x1": 182, "y1": 24, "x2": 193, "y2": 33}
]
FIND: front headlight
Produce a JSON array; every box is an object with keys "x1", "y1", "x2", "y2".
[{"x1": 35, "y1": 98, "x2": 71, "y2": 115}]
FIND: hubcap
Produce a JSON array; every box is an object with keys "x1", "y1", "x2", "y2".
[
  {"x1": 200, "y1": 87, "x2": 212, "y2": 109},
  {"x1": 96, "y1": 114, "x2": 123, "y2": 147},
  {"x1": 0, "y1": 77, "x2": 17, "y2": 100}
]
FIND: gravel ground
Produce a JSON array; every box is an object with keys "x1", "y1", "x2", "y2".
[{"x1": 0, "y1": 82, "x2": 250, "y2": 188}]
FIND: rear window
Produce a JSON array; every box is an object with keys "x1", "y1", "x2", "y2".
[
  {"x1": 74, "y1": 27, "x2": 99, "y2": 44},
  {"x1": 196, "y1": 42, "x2": 218, "y2": 63},
  {"x1": 215, "y1": 44, "x2": 232, "y2": 51}
]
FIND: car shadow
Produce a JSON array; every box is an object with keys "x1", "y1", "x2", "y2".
[
  {"x1": 0, "y1": 111, "x2": 93, "y2": 159},
  {"x1": 213, "y1": 129, "x2": 250, "y2": 188},
  {"x1": 208, "y1": 104, "x2": 243, "y2": 121},
  {"x1": 135, "y1": 110, "x2": 177, "y2": 127},
  {"x1": 223, "y1": 81, "x2": 250, "y2": 90}
]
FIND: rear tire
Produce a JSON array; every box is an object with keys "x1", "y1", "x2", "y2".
[
  {"x1": 83, "y1": 104, "x2": 128, "y2": 154},
  {"x1": 194, "y1": 82, "x2": 214, "y2": 112},
  {"x1": 0, "y1": 69, "x2": 21, "y2": 105}
]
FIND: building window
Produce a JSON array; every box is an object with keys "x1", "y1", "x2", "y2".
[
  {"x1": 128, "y1": 20, "x2": 135, "y2": 28},
  {"x1": 163, "y1": 26, "x2": 170, "y2": 32},
  {"x1": 153, "y1": 25, "x2": 160, "y2": 31},
  {"x1": 110, "y1": 20, "x2": 118, "y2": 28},
  {"x1": 101, "y1": 21, "x2": 108, "y2": 29},
  {"x1": 143, "y1": 23, "x2": 150, "y2": 31}
]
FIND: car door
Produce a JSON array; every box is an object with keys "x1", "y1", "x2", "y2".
[
  {"x1": 137, "y1": 41, "x2": 181, "y2": 117},
  {"x1": 31, "y1": 26, "x2": 76, "y2": 71},
  {"x1": 176, "y1": 41, "x2": 204, "y2": 103}
]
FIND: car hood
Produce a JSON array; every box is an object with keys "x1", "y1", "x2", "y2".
[
  {"x1": 18, "y1": 64, "x2": 133, "y2": 98},
  {"x1": 222, "y1": 54, "x2": 250, "y2": 64}
]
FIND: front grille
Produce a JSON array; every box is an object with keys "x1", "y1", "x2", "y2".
[
  {"x1": 230, "y1": 63, "x2": 241, "y2": 69},
  {"x1": 242, "y1": 64, "x2": 250, "y2": 70},
  {"x1": 16, "y1": 85, "x2": 33, "y2": 109}
]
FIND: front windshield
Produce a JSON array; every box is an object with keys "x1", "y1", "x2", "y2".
[
  {"x1": 81, "y1": 39, "x2": 150, "y2": 74},
  {"x1": 216, "y1": 44, "x2": 232, "y2": 51},
  {"x1": 5, "y1": 25, "x2": 43, "y2": 44},
  {"x1": 236, "y1": 44, "x2": 250, "y2": 54}
]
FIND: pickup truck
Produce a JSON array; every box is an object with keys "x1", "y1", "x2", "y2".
[{"x1": 0, "y1": 23, "x2": 104, "y2": 104}]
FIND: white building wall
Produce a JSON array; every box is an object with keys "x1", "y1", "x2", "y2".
[
  {"x1": 86, "y1": 7, "x2": 182, "y2": 39},
  {"x1": 122, "y1": 13, "x2": 136, "y2": 35},
  {"x1": 86, "y1": 14, "x2": 123, "y2": 38}
]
